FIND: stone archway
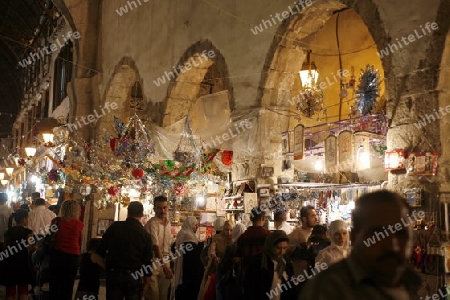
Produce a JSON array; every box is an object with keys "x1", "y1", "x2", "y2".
[
  {"x1": 96, "y1": 57, "x2": 143, "y2": 134},
  {"x1": 161, "y1": 40, "x2": 233, "y2": 127},
  {"x1": 435, "y1": 0, "x2": 450, "y2": 192},
  {"x1": 255, "y1": 0, "x2": 390, "y2": 180}
]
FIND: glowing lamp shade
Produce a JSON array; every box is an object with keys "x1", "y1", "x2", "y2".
[
  {"x1": 25, "y1": 147, "x2": 37, "y2": 157},
  {"x1": 356, "y1": 145, "x2": 370, "y2": 170},
  {"x1": 5, "y1": 168, "x2": 13, "y2": 176},
  {"x1": 314, "y1": 158, "x2": 324, "y2": 171},
  {"x1": 299, "y1": 69, "x2": 319, "y2": 88},
  {"x1": 299, "y1": 50, "x2": 319, "y2": 89},
  {"x1": 384, "y1": 149, "x2": 406, "y2": 171},
  {"x1": 0, "y1": 173, "x2": 4, "y2": 180},
  {"x1": 42, "y1": 133, "x2": 54, "y2": 144},
  {"x1": 1, "y1": 179, "x2": 8, "y2": 186}
]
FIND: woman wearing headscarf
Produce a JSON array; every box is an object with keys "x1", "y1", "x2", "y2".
[
  {"x1": 315, "y1": 219, "x2": 350, "y2": 267},
  {"x1": 172, "y1": 216, "x2": 203, "y2": 300},
  {"x1": 201, "y1": 220, "x2": 234, "y2": 299},
  {"x1": 243, "y1": 230, "x2": 296, "y2": 300},
  {"x1": 217, "y1": 223, "x2": 247, "y2": 300}
]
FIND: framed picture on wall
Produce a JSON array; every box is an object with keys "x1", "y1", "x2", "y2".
[
  {"x1": 97, "y1": 219, "x2": 114, "y2": 236},
  {"x1": 282, "y1": 131, "x2": 290, "y2": 155}
]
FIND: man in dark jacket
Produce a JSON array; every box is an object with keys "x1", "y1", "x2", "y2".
[{"x1": 96, "y1": 201, "x2": 153, "y2": 299}]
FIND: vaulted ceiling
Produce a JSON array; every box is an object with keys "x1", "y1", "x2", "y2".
[{"x1": 0, "y1": 0, "x2": 43, "y2": 137}]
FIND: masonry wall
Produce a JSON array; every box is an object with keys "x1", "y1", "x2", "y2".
[{"x1": 59, "y1": 0, "x2": 448, "y2": 191}]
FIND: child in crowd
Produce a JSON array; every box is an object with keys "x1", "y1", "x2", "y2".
[{"x1": 75, "y1": 238, "x2": 105, "y2": 300}]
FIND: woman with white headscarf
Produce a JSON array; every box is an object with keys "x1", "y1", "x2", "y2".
[
  {"x1": 216, "y1": 223, "x2": 247, "y2": 300},
  {"x1": 315, "y1": 219, "x2": 350, "y2": 267},
  {"x1": 172, "y1": 216, "x2": 204, "y2": 300}
]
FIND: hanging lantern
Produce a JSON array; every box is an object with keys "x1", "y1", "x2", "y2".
[
  {"x1": 173, "y1": 117, "x2": 201, "y2": 166},
  {"x1": 112, "y1": 114, "x2": 155, "y2": 164}
]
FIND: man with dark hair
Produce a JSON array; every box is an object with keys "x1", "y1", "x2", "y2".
[
  {"x1": 0, "y1": 192, "x2": 13, "y2": 250},
  {"x1": 31, "y1": 192, "x2": 41, "y2": 204},
  {"x1": 288, "y1": 205, "x2": 318, "y2": 255},
  {"x1": 28, "y1": 198, "x2": 56, "y2": 235},
  {"x1": 237, "y1": 207, "x2": 270, "y2": 264},
  {"x1": 274, "y1": 211, "x2": 293, "y2": 234},
  {"x1": 143, "y1": 195, "x2": 173, "y2": 300},
  {"x1": 300, "y1": 190, "x2": 422, "y2": 299},
  {"x1": 96, "y1": 201, "x2": 153, "y2": 299}
]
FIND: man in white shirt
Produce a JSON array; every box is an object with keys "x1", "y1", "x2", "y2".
[
  {"x1": 28, "y1": 198, "x2": 56, "y2": 235},
  {"x1": 0, "y1": 192, "x2": 13, "y2": 249},
  {"x1": 287, "y1": 205, "x2": 318, "y2": 278},
  {"x1": 144, "y1": 195, "x2": 173, "y2": 300},
  {"x1": 274, "y1": 211, "x2": 293, "y2": 235},
  {"x1": 288, "y1": 205, "x2": 318, "y2": 253}
]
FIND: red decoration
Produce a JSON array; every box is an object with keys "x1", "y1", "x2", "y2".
[
  {"x1": 174, "y1": 183, "x2": 189, "y2": 196},
  {"x1": 110, "y1": 138, "x2": 119, "y2": 153},
  {"x1": 222, "y1": 150, "x2": 233, "y2": 166},
  {"x1": 47, "y1": 169, "x2": 59, "y2": 183},
  {"x1": 108, "y1": 186, "x2": 119, "y2": 196},
  {"x1": 131, "y1": 168, "x2": 145, "y2": 179},
  {"x1": 384, "y1": 149, "x2": 406, "y2": 171}
]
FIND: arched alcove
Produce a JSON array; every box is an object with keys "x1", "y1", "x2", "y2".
[
  {"x1": 96, "y1": 57, "x2": 143, "y2": 134},
  {"x1": 161, "y1": 40, "x2": 233, "y2": 127},
  {"x1": 258, "y1": 0, "x2": 389, "y2": 124},
  {"x1": 254, "y1": 0, "x2": 390, "y2": 182}
]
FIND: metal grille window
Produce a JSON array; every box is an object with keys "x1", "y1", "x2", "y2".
[{"x1": 52, "y1": 40, "x2": 73, "y2": 109}]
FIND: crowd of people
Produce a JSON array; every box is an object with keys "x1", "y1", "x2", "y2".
[{"x1": 0, "y1": 189, "x2": 423, "y2": 299}]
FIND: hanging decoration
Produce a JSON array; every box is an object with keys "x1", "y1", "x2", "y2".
[
  {"x1": 112, "y1": 114, "x2": 155, "y2": 165},
  {"x1": 355, "y1": 65, "x2": 382, "y2": 115},
  {"x1": 173, "y1": 117, "x2": 201, "y2": 166},
  {"x1": 297, "y1": 90, "x2": 325, "y2": 118},
  {"x1": 221, "y1": 150, "x2": 233, "y2": 166},
  {"x1": 131, "y1": 168, "x2": 145, "y2": 179}
]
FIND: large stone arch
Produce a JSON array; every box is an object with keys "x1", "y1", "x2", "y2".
[
  {"x1": 435, "y1": 0, "x2": 450, "y2": 193},
  {"x1": 258, "y1": 0, "x2": 390, "y2": 116},
  {"x1": 96, "y1": 57, "x2": 143, "y2": 134},
  {"x1": 253, "y1": 0, "x2": 390, "y2": 181},
  {"x1": 160, "y1": 40, "x2": 233, "y2": 127}
]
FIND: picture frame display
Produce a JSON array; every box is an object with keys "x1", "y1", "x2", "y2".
[{"x1": 97, "y1": 219, "x2": 114, "y2": 236}]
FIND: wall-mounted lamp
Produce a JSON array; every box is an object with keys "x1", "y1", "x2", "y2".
[
  {"x1": 25, "y1": 147, "x2": 37, "y2": 158},
  {"x1": 1, "y1": 180, "x2": 8, "y2": 186},
  {"x1": 385, "y1": 149, "x2": 406, "y2": 171},
  {"x1": 356, "y1": 145, "x2": 371, "y2": 170},
  {"x1": 0, "y1": 173, "x2": 4, "y2": 180},
  {"x1": 42, "y1": 133, "x2": 55, "y2": 147},
  {"x1": 5, "y1": 168, "x2": 14, "y2": 176},
  {"x1": 314, "y1": 157, "x2": 324, "y2": 172}
]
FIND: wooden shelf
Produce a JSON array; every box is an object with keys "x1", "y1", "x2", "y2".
[{"x1": 177, "y1": 210, "x2": 217, "y2": 213}]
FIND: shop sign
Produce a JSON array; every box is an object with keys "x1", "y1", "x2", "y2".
[
  {"x1": 293, "y1": 124, "x2": 304, "y2": 160},
  {"x1": 325, "y1": 135, "x2": 337, "y2": 172},
  {"x1": 338, "y1": 130, "x2": 353, "y2": 171}
]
